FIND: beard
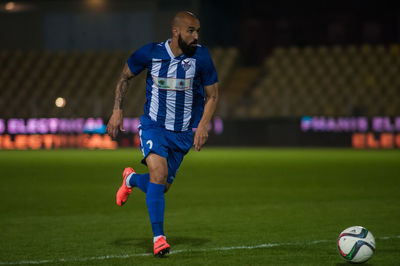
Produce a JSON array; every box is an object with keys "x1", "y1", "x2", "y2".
[{"x1": 178, "y1": 34, "x2": 198, "y2": 57}]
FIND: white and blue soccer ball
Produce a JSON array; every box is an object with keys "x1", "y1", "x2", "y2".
[{"x1": 337, "y1": 226, "x2": 375, "y2": 263}]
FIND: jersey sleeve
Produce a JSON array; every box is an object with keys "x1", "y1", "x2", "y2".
[
  {"x1": 200, "y1": 47, "x2": 218, "y2": 86},
  {"x1": 127, "y1": 43, "x2": 153, "y2": 75}
]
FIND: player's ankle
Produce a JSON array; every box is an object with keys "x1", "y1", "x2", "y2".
[
  {"x1": 153, "y1": 235, "x2": 166, "y2": 243},
  {"x1": 125, "y1": 173, "x2": 135, "y2": 188}
]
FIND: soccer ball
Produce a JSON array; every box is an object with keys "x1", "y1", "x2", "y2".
[{"x1": 337, "y1": 226, "x2": 375, "y2": 263}]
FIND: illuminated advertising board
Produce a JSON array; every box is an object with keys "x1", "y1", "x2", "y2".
[
  {"x1": 301, "y1": 116, "x2": 400, "y2": 148},
  {"x1": 0, "y1": 117, "x2": 224, "y2": 150}
]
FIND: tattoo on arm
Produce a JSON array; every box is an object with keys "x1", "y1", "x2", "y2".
[
  {"x1": 205, "y1": 85, "x2": 218, "y2": 103},
  {"x1": 114, "y1": 65, "x2": 134, "y2": 110},
  {"x1": 116, "y1": 78, "x2": 129, "y2": 109}
]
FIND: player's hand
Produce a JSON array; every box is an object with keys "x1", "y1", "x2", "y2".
[
  {"x1": 194, "y1": 124, "x2": 208, "y2": 151},
  {"x1": 107, "y1": 109, "x2": 125, "y2": 139}
]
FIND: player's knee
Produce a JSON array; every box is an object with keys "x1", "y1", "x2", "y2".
[
  {"x1": 149, "y1": 167, "x2": 168, "y2": 184},
  {"x1": 150, "y1": 173, "x2": 167, "y2": 184},
  {"x1": 148, "y1": 165, "x2": 168, "y2": 184}
]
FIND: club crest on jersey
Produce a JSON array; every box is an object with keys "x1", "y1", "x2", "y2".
[{"x1": 181, "y1": 59, "x2": 192, "y2": 71}]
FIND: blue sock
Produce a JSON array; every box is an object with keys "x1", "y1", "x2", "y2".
[
  {"x1": 129, "y1": 173, "x2": 149, "y2": 193},
  {"x1": 146, "y1": 182, "x2": 166, "y2": 237}
]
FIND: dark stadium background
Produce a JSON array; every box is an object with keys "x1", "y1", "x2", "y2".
[
  {"x1": 1, "y1": 1, "x2": 400, "y2": 265},
  {"x1": 1, "y1": 0, "x2": 400, "y2": 149}
]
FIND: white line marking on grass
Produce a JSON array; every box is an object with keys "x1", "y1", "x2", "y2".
[{"x1": 1, "y1": 235, "x2": 399, "y2": 265}]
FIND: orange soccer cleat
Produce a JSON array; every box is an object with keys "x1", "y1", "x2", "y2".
[
  {"x1": 154, "y1": 236, "x2": 170, "y2": 257},
  {"x1": 116, "y1": 167, "x2": 135, "y2": 206}
]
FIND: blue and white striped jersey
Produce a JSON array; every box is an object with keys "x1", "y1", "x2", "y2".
[{"x1": 127, "y1": 39, "x2": 218, "y2": 132}]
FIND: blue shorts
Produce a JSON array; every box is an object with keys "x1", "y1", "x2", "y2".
[{"x1": 138, "y1": 116, "x2": 194, "y2": 184}]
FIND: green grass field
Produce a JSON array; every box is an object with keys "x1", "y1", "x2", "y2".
[{"x1": 0, "y1": 148, "x2": 399, "y2": 265}]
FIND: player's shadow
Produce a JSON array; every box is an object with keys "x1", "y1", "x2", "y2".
[
  {"x1": 113, "y1": 236, "x2": 210, "y2": 252},
  {"x1": 336, "y1": 263, "x2": 373, "y2": 266}
]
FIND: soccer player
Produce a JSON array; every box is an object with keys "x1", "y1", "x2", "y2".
[{"x1": 106, "y1": 11, "x2": 219, "y2": 257}]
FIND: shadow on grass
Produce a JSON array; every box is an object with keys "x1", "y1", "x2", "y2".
[
  {"x1": 336, "y1": 262, "x2": 374, "y2": 265},
  {"x1": 112, "y1": 236, "x2": 211, "y2": 253}
]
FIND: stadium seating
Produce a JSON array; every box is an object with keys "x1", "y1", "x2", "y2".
[
  {"x1": 0, "y1": 47, "x2": 238, "y2": 118},
  {"x1": 1, "y1": 45, "x2": 399, "y2": 119},
  {"x1": 233, "y1": 44, "x2": 400, "y2": 117}
]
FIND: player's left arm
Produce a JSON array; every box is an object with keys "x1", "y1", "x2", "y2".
[{"x1": 194, "y1": 82, "x2": 219, "y2": 151}]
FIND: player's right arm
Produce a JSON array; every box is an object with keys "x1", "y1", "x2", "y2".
[
  {"x1": 106, "y1": 64, "x2": 135, "y2": 138},
  {"x1": 107, "y1": 43, "x2": 151, "y2": 138}
]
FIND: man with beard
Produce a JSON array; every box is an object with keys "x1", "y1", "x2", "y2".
[{"x1": 106, "y1": 11, "x2": 218, "y2": 257}]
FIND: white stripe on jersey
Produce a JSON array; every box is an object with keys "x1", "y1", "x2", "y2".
[
  {"x1": 165, "y1": 40, "x2": 175, "y2": 59},
  {"x1": 182, "y1": 59, "x2": 196, "y2": 131},
  {"x1": 149, "y1": 59, "x2": 162, "y2": 121},
  {"x1": 165, "y1": 59, "x2": 179, "y2": 131}
]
